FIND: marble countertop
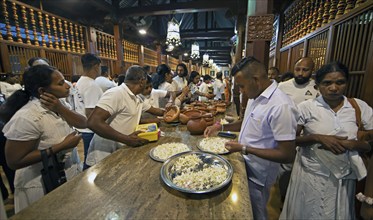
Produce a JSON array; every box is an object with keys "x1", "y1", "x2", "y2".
[{"x1": 11, "y1": 122, "x2": 252, "y2": 219}]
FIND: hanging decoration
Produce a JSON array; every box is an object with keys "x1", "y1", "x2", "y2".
[
  {"x1": 190, "y1": 42, "x2": 200, "y2": 60},
  {"x1": 166, "y1": 44, "x2": 175, "y2": 52},
  {"x1": 208, "y1": 59, "x2": 214, "y2": 67},
  {"x1": 202, "y1": 53, "x2": 209, "y2": 65},
  {"x1": 165, "y1": 18, "x2": 181, "y2": 47}
]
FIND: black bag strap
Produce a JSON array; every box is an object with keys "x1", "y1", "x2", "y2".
[{"x1": 40, "y1": 149, "x2": 49, "y2": 169}]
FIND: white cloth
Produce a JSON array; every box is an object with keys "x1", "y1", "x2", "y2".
[
  {"x1": 213, "y1": 79, "x2": 225, "y2": 100},
  {"x1": 0, "y1": 82, "x2": 22, "y2": 98},
  {"x1": 238, "y1": 81, "x2": 298, "y2": 220},
  {"x1": 278, "y1": 78, "x2": 320, "y2": 105},
  {"x1": 280, "y1": 96, "x2": 373, "y2": 219},
  {"x1": 189, "y1": 83, "x2": 199, "y2": 101},
  {"x1": 75, "y1": 76, "x2": 103, "y2": 133},
  {"x1": 198, "y1": 82, "x2": 209, "y2": 102},
  {"x1": 139, "y1": 89, "x2": 167, "y2": 108},
  {"x1": 171, "y1": 75, "x2": 187, "y2": 92},
  {"x1": 95, "y1": 76, "x2": 116, "y2": 92},
  {"x1": 86, "y1": 84, "x2": 151, "y2": 166},
  {"x1": 158, "y1": 82, "x2": 173, "y2": 92},
  {"x1": 2, "y1": 99, "x2": 80, "y2": 213}
]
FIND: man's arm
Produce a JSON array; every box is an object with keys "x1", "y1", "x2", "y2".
[{"x1": 87, "y1": 107, "x2": 148, "y2": 147}]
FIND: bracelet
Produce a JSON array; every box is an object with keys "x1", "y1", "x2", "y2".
[
  {"x1": 356, "y1": 192, "x2": 373, "y2": 205},
  {"x1": 241, "y1": 145, "x2": 247, "y2": 155}
]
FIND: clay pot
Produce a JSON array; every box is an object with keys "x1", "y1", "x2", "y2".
[
  {"x1": 225, "y1": 114, "x2": 235, "y2": 123},
  {"x1": 164, "y1": 106, "x2": 180, "y2": 123},
  {"x1": 187, "y1": 115, "x2": 207, "y2": 135},
  {"x1": 179, "y1": 113, "x2": 189, "y2": 124},
  {"x1": 183, "y1": 109, "x2": 202, "y2": 118},
  {"x1": 216, "y1": 103, "x2": 227, "y2": 113}
]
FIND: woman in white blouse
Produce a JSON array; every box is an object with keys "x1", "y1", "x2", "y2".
[
  {"x1": 280, "y1": 62, "x2": 372, "y2": 219},
  {"x1": 0, "y1": 65, "x2": 87, "y2": 213}
]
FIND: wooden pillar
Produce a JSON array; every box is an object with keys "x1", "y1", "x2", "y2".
[
  {"x1": 139, "y1": 45, "x2": 144, "y2": 66},
  {"x1": 156, "y1": 44, "x2": 162, "y2": 65},
  {"x1": 234, "y1": 13, "x2": 246, "y2": 65},
  {"x1": 188, "y1": 60, "x2": 192, "y2": 73},
  {"x1": 113, "y1": 24, "x2": 124, "y2": 74},
  {"x1": 165, "y1": 55, "x2": 169, "y2": 65},
  {"x1": 88, "y1": 27, "x2": 97, "y2": 54},
  {"x1": 0, "y1": 43, "x2": 11, "y2": 72},
  {"x1": 178, "y1": 54, "x2": 182, "y2": 63}
]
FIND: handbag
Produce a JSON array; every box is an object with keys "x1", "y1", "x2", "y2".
[{"x1": 40, "y1": 149, "x2": 67, "y2": 194}]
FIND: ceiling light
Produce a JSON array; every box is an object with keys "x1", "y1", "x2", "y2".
[
  {"x1": 139, "y1": 29, "x2": 147, "y2": 35},
  {"x1": 184, "y1": 53, "x2": 188, "y2": 56}
]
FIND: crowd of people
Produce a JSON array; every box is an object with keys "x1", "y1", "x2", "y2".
[{"x1": 0, "y1": 53, "x2": 372, "y2": 220}]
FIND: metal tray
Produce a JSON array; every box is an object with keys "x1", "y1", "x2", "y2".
[
  {"x1": 149, "y1": 143, "x2": 192, "y2": 162},
  {"x1": 197, "y1": 137, "x2": 230, "y2": 155},
  {"x1": 160, "y1": 151, "x2": 233, "y2": 194}
]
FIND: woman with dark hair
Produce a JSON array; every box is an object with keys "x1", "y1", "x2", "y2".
[
  {"x1": 152, "y1": 64, "x2": 173, "y2": 91},
  {"x1": 280, "y1": 62, "x2": 373, "y2": 219},
  {"x1": 0, "y1": 65, "x2": 86, "y2": 213},
  {"x1": 172, "y1": 63, "x2": 188, "y2": 92},
  {"x1": 188, "y1": 71, "x2": 214, "y2": 102},
  {"x1": 0, "y1": 73, "x2": 22, "y2": 99}
]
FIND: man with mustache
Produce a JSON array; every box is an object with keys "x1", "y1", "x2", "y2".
[
  {"x1": 277, "y1": 57, "x2": 320, "y2": 202},
  {"x1": 278, "y1": 57, "x2": 320, "y2": 105}
]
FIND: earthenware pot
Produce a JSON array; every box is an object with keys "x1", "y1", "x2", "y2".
[
  {"x1": 164, "y1": 106, "x2": 180, "y2": 123},
  {"x1": 187, "y1": 115, "x2": 207, "y2": 135}
]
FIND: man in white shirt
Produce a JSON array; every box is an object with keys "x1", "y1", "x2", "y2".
[
  {"x1": 213, "y1": 72, "x2": 225, "y2": 100},
  {"x1": 204, "y1": 57, "x2": 298, "y2": 220},
  {"x1": 199, "y1": 75, "x2": 213, "y2": 102},
  {"x1": 278, "y1": 57, "x2": 320, "y2": 105},
  {"x1": 95, "y1": 66, "x2": 116, "y2": 92},
  {"x1": 74, "y1": 53, "x2": 103, "y2": 169},
  {"x1": 86, "y1": 66, "x2": 163, "y2": 166},
  {"x1": 277, "y1": 57, "x2": 320, "y2": 201},
  {"x1": 171, "y1": 63, "x2": 188, "y2": 92}
]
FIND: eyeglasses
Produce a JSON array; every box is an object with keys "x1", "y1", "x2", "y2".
[{"x1": 231, "y1": 56, "x2": 257, "y2": 76}]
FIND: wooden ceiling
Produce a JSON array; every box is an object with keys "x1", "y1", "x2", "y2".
[{"x1": 20, "y1": 0, "x2": 291, "y2": 66}]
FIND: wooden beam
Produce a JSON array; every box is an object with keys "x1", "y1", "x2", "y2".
[
  {"x1": 199, "y1": 46, "x2": 231, "y2": 52},
  {"x1": 118, "y1": 0, "x2": 237, "y2": 17}
]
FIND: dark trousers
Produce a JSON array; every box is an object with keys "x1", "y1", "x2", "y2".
[{"x1": 81, "y1": 132, "x2": 94, "y2": 170}]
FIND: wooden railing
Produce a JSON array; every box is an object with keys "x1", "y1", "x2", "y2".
[
  {"x1": 307, "y1": 30, "x2": 328, "y2": 70},
  {"x1": 96, "y1": 30, "x2": 116, "y2": 60},
  {"x1": 122, "y1": 39, "x2": 139, "y2": 64},
  {"x1": 144, "y1": 47, "x2": 158, "y2": 67},
  {"x1": 168, "y1": 56, "x2": 179, "y2": 71}
]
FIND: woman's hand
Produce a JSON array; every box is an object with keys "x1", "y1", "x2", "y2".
[
  {"x1": 125, "y1": 131, "x2": 149, "y2": 147},
  {"x1": 225, "y1": 141, "x2": 243, "y2": 153},
  {"x1": 204, "y1": 124, "x2": 221, "y2": 137},
  {"x1": 58, "y1": 131, "x2": 82, "y2": 151},
  {"x1": 316, "y1": 134, "x2": 348, "y2": 154},
  {"x1": 40, "y1": 92, "x2": 63, "y2": 113}
]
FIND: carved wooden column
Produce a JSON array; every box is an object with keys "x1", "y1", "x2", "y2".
[
  {"x1": 113, "y1": 24, "x2": 124, "y2": 74},
  {"x1": 139, "y1": 45, "x2": 144, "y2": 66}
]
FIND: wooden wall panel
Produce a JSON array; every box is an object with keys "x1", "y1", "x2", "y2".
[
  {"x1": 331, "y1": 9, "x2": 373, "y2": 99},
  {"x1": 143, "y1": 47, "x2": 158, "y2": 67},
  {"x1": 45, "y1": 51, "x2": 71, "y2": 80},
  {"x1": 279, "y1": 49, "x2": 289, "y2": 73},
  {"x1": 7, "y1": 45, "x2": 40, "y2": 74},
  {"x1": 307, "y1": 31, "x2": 328, "y2": 70},
  {"x1": 289, "y1": 42, "x2": 304, "y2": 72}
]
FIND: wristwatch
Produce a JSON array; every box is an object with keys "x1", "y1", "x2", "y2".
[{"x1": 241, "y1": 145, "x2": 247, "y2": 155}]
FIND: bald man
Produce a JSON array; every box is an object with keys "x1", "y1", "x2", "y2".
[
  {"x1": 278, "y1": 57, "x2": 320, "y2": 105},
  {"x1": 204, "y1": 57, "x2": 298, "y2": 220}
]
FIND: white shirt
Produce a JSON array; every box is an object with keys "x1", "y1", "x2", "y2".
[
  {"x1": 158, "y1": 82, "x2": 173, "y2": 92},
  {"x1": 95, "y1": 76, "x2": 116, "y2": 92},
  {"x1": 139, "y1": 89, "x2": 167, "y2": 108},
  {"x1": 239, "y1": 81, "x2": 298, "y2": 187},
  {"x1": 198, "y1": 82, "x2": 209, "y2": 102},
  {"x1": 2, "y1": 99, "x2": 80, "y2": 208},
  {"x1": 278, "y1": 78, "x2": 320, "y2": 105},
  {"x1": 213, "y1": 79, "x2": 225, "y2": 100},
  {"x1": 0, "y1": 82, "x2": 22, "y2": 98},
  {"x1": 171, "y1": 75, "x2": 187, "y2": 92},
  {"x1": 86, "y1": 84, "x2": 151, "y2": 166},
  {"x1": 75, "y1": 76, "x2": 103, "y2": 133},
  {"x1": 297, "y1": 96, "x2": 372, "y2": 180}
]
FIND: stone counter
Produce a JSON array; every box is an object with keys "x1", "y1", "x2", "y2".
[{"x1": 11, "y1": 123, "x2": 252, "y2": 219}]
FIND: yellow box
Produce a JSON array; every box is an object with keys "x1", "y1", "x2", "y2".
[{"x1": 136, "y1": 123, "x2": 159, "y2": 142}]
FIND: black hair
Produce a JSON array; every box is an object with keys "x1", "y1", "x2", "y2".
[
  {"x1": 146, "y1": 75, "x2": 152, "y2": 84},
  {"x1": 81, "y1": 53, "x2": 101, "y2": 71},
  {"x1": 176, "y1": 63, "x2": 188, "y2": 77},
  {"x1": 188, "y1": 71, "x2": 200, "y2": 85},
  {"x1": 203, "y1": 75, "x2": 212, "y2": 81},
  {"x1": 71, "y1": 75, "x2": 81, "y2": 83},
  {"x1": 143, "y1": 65, "x2": 150, "y2": 72},
  {"x1": 216, "y1": 72, "x2": 223, "y2": 80},
  {"x1": 117, "y1": 74, "x2": 126, "y2": 86},
  {"x1": 0, "y1": 65, "x2": 57, "y2": 123},
  {"x1": 269, "y1": 67, "x2": 280, "y2": 74},
  {"x1": 27, "y1": 57, "x2": 50, "y2": 67},
  {"x1": 231, "y1": 56, "x2": 266, "y2": 78},
  {"x1": 152, "y1": 64, "x2": 171, "y2": 89},
  {"x1": 125, "y1": 65, "x2": 147, "y2": 81},
  {"x1": 280, "y1": 72, "x2": 294, "y2": 82},
  {"x1": 315, "y1": 61, "x2": 349, "y2": 84},
  {"x1": 101, "y1": 66, "x2": 108, "y2": 75}
]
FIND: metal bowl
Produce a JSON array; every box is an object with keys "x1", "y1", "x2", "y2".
[
  {"x1": 160, "y1": 151, "x2": 233, "y2": 194},
  {"x1": 149, "y1": 144, "x2": 193, "y2": 162}
]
